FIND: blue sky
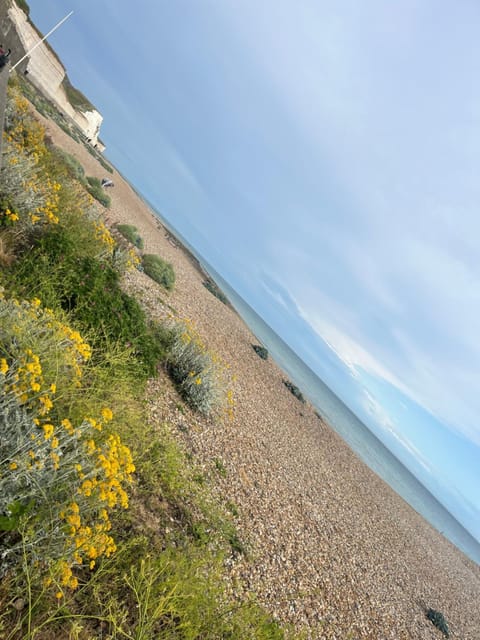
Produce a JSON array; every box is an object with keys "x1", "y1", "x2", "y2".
[{"x1": 27, "y1": 1, "x2": 480, "y2": 541}]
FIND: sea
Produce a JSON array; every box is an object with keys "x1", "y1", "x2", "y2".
[{"x1": 149, "y1": 206, "x2": 480, "y2": 566}]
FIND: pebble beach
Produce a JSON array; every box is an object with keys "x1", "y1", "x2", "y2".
[{"x1": 39, "y1": 114, "x2": 480, "y2": 640}]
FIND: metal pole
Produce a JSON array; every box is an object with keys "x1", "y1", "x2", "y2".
[{"x1": 9, "y1": 11, "x2": 74, "y2": 73}]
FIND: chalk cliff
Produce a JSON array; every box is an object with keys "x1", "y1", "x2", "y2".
[{"x1": 5, "y1": 2, "x2": 103, "y2": 146}]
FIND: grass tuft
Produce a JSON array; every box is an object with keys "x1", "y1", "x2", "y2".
[
  {"x1": 85, "y1": 176, "x2": 111, "y2": 208},
  {"x1": 116, "y1": 223, "x2": 144, "y2": 250},
  {"x1": 142, "y1": 253, "x2": 175, "y2": 290}
]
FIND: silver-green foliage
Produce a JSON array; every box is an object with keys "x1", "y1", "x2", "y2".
[{"x1": 167, "y1": 322, "x2": 227, "y2": 416}]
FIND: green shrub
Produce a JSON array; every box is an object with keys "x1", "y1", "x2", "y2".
[
  {"x1": 143, "y1": 254, "x2": 175, "y2": 290},
  {"x1": 203, "y1": 278, "x2": 228, "y2": 304},
  {"x1": 86, "y1": 176, "x2": 111, "y2": 208},
  {"x1": 3, "y1": 222, "x2": 167, "y2": 377},
  {"x1": 283, "y1": 379, "x2": 306, "y2": 404},
  {"x1": 86, "y1": 543, "x2": 290, "y2": 640},
  {"x1": 426, "y1": 609, "x2": 449, "y2": 637},
  {"x1": 252, "y1": 344, "x2": 269, "y2": 360},
  {"x1": 52, "y1": 147, "x2": 85, "y2": 182},
  {"x1": 116, "y1": 223, "x2": 144, "y2": 250}
]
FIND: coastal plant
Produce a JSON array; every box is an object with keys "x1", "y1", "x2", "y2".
[
  {"x1": 112, "y1": 244, "x2": 142, "y2": 273},
  {"x1": 85, "y1": 176, "x2": 111, "y2": 208},
  {"x1": 51, "y1": 146, "x2": 85, "y2": 182},
  {"x1": 116, "y1": 223, "x2": 144, "y2": 250},
  {"x1": 0, "y1": 293, "x2": 135, "y2": 596},
  {"x1": 0, "y1": 154, "x2": 61, "y2": 230},
  {"x1": 0, "y1": 292, "x2": 91, "y2": 400},
  {"x1": 2, "y1": 207, "x2": 166, "y2": 376},
  {"x1": 166, "y1": 319, "x2": 235, "y2": 418},
  {"x1": 116, "y1": 548, "x2": 288, "y2": 639},
  {"x1": 78, "y1": 538, "x2": 291, "y2": 640},
  {"x1": 0, "y1": 88, "x2": 92, "y2": 249},
  {"x1": 142, "y1": 253, "x2": 175, "y2": 290}
]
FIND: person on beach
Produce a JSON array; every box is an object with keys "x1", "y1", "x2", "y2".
[{"x1": 0, "y1": 46, "x2": 11, "y2": 68}]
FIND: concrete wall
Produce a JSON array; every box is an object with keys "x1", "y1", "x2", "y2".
[{"x1": 3, "y1": 2, "x2": 103, "y2": 145}]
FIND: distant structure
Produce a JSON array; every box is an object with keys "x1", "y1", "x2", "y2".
[{"x1": 0, "y1": 0, "x2": 104, "y2": 148}]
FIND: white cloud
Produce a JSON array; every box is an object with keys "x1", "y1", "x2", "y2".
[{"x1": 361, "y1": 388, "x2": 396, "y2": 432}]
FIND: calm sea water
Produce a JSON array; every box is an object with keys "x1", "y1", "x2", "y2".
[{"x1": 152, "y1": 210, "x2": 480, "y2": 565}]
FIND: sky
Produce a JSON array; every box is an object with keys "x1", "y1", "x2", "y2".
[{"x1": 27, "y1": 1, "x2": 480, "y2": 542}]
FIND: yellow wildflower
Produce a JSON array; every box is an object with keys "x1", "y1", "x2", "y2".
[
  {"x1": 43, "y1": 423, "x2": 54, "y2": 440},
  {"x1": 101, "y1": 407, "x2": 113, "y2": 422}
]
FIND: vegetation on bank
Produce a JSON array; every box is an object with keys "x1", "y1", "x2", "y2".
[
  {"x1": 0, "y1": 83, "x2": 298, "y2": 638},
  {"x1": 116, "y1": 223, "x2": 144, "y2": 250},
  {"x1": 142, "y1": 253, "x2": 175, "y2": 290},
  {"x1": 85, "y1": 175, "x2": 111, "y2": 208},
  {"x1": 11, "y1": 73, "x2": 114, "y2": 174}
]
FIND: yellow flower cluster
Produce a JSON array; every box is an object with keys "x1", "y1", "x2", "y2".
[
  {"x1": 5, "y1": 93, "x2": 46, "y2": 163},
  {"x1": 0, "y1": 357, "x2": 8, "y2": 375},
  {"x1": 2, "y1": 297, "x2": 92, "y2": 410},
  {"x1": 79, "y1": 433, "x2": 135, "y2": 509},
  {"x1": 53, "y1": 422, "x2": 135, "y2": 589},
  {"x1": 56, "y1": 559, "x2": 79, "y2": 591},
  {"x1": 2, "y1": 88, "x2": 61, "y2": 229},
  {"x1": 57, "y1": 323, "x2": 92, "y2": 377},
  {"x1": 8, "y1": 347, "x2": 54, "y2": 415},
  {"x1": 93, "y1": 220, "x2": 115, "y2": 252},
  {"x1": 126, "y1": 248, "x2": 141, "y2": 270},
  {"x1": 61, "y1": 496, "x2": 117, "y2": 573},
  {"x1": 34, "y1": 178, "x2": 61, "y2": 225},
  {"x1": 2, "y1": 380, "x2": 135, "y2": 593},
  {"x1": 0, "y1": 207, "x2": 19, "y2": 224}
]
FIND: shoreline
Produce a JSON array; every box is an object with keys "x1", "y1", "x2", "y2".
[{"x1": 38, "y1": 113, "x2": 480, "y2": 639}]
